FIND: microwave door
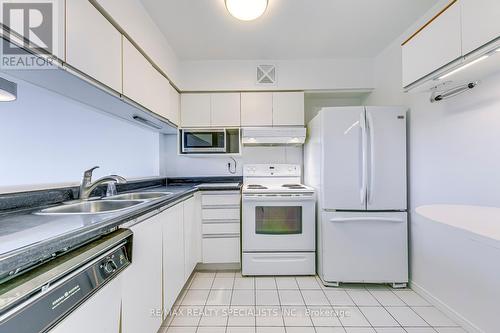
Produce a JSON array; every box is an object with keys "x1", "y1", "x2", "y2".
[{"x1": 182, "y1": 130, "x2": 226, "y2": 153}]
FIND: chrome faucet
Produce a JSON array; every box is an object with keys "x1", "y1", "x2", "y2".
[{"x1": 79, "y1": 166, "x2": 127, "y2": 200}]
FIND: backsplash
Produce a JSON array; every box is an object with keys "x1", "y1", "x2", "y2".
[{"x1": 160, "y1": 134, "x2": 303, "y2": 177}]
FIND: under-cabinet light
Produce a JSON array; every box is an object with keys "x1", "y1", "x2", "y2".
[
  {"x1": 438, "y1": 55, "x2": 489, "y2": 80},
  {"x1": 0, "y1": 77, "x2": 17, "y2": 102},
  {"x1": 133, "y1": 115, "x2": 162, "y2": 130}
]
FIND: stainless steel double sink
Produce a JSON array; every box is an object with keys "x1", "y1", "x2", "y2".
[{"x1": 36, "y1": 192, "x2": 173, "y2": 215}]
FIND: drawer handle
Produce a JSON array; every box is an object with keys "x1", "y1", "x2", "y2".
[
  {"x1": 202, "y1": 219, "x2": 240, "y2": 224},
  {"x1": 202, "y1": 205, "x2": 240, "y2": 209},
  {"x1": 203, "y1": 234, "x2": 240, "y2": 239},
  {"x1": 252, "y1": 256, "x2": 308, "y2": 262}
]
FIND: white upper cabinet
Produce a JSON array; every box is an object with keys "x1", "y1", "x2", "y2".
[
  {"x1": 181, "y1": 92, "x2": 305, "y2": 128},
  {"x1": 241, "y1": 92, "x2": 273, "y2": 127},
  {"x1": 168, "y1": 83, "x2": 181, "y2": 126},
  {"x1": 461, "y1": 0, "x2": 500, "y2": 54},
  {"x1": 402, "y1": 1, "x2": 462, "y2": 87},
  {"x1": 122, "y1": 37, "x2": 155, "y2": 110},
  {"x1": 272, "y1": 92, "x2": 305, "y2": 126},
  {"x1": 66, "y1": 0, "x2": 122, "y2": 92},
  {"x1": 123, "y1": 37, "x2": 171, "y2": 121},
  {"x1": 181, "y1": 94, "x2": 211, "y2": 127},
  {"x1": 211, "y1": 93, "x2": 241, "y2": 127}
]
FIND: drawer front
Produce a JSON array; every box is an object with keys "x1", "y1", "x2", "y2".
[
  {"x1": 202, "y1": 223, "x2": 240, "y2": 235},
  {"x1": 202, "y1": 194, "x2": 240, "y2": 207},
  {"x1": 242, "y1": 252, "x2": 316, "y2": 276},
  {"x1": 202, "y1": 208, "x2": 240, "y2": 221},
  {"x1": 202, "y1": 237, "x2": 240, "y2": 264}
]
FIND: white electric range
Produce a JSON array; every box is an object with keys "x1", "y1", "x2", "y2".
[{"x1": 241, "y1": 164, "x2": 316, "y2": 276}]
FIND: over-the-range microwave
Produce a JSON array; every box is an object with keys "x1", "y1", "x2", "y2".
[{"x1": 181, "y1": 129, "x2": 227, "y2": 153}]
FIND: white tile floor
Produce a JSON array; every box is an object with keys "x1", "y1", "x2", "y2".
[{"x1": 159, "y1": 271, "x2": 467, "y2": 333}]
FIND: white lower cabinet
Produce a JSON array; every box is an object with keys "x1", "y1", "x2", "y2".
[
  {"x1": 121, "y1": 214, "x2": 163, "y2": 333},
  {"x1": 50, "y1": 193, "x2": 227, "y2": 332},
  {"x1": 203, "y1": 237, "x2": 241, "y2": 264},
  {"x1": 162, "y1": 203, "x2": 185, "y2": 317},
  {"x1": 201, "y1": 191, "x2": 241, "y2": 264},
  {"x1": 184, "y1": 195, "x2": 202, "y2": 280},
  {"x1": 49, "y1": 277, "x2": 121, "y2": 333}
]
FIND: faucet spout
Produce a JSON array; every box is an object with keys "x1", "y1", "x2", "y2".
[{"x1": 79, "y1": 167, "x2": 127, "y2": 200}]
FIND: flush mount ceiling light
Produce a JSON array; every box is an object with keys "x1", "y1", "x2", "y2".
[
  {"x1": 0, "y1": 77, "x2": 17, "y2": 102},
  {"x1": 225, "y1": 0, "x2": 268, "y2": 21}
]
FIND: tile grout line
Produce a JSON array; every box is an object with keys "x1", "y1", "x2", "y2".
[
  {"x1": 317, "y1": 277, "x2": 347, "y2": 333},
  {"x1": 196, "y1": 271, "x2": 218, "y2": 333},
  {"x1": 274, "y1": 277, "x2": 287, "y2": 333},
  {"x1": 365, "y1": 286, "x2": 408, "y2": 331},
  {"x1": 389, "y1": 288, "x2": 438, "y2": 329},
  {"x1": 224, "y1": 271, "x2": 236, "y2": 333}
]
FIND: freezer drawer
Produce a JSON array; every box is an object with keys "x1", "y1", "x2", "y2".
[
  {"x1": 242, "y1": 252, "x2": 315, "y2": 276},
  {"x1": 320, "y1": 211, "x2": 408, "y2": 284}
]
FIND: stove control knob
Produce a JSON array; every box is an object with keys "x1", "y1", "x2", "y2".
[{"x1": 103, "y1": 259, "x2": 118, "y2": 274}]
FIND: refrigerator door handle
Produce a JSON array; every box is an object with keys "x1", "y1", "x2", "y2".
[
  {"x1": 329, "y1": 217, "x2": 404, "y2": 223},
  {"x1": 360, "y1": 112, "x2": 368, "y2": 206},
  {"x1": 367, "y1": 111, "x2": 375, "y2": 205}
]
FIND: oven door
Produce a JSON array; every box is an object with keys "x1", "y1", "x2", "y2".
[
  {"x1": 242, "y1": 194, "x2": 315, "y2": 252},
  {"x1": 182, "y1": 129, "x2": 226, "y2": 153}
]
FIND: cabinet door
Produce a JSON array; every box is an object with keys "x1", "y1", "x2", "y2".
[
  {"x1": 184, "y1": 196, "x2": 201, "y2": 280},
  {"x1": 168, "y1": 83, "x2": 180, "y2": 126},
  {"x1": 211, "y1": 93, "x2": 241, "y2": 127},
  {"x1": 151, "y1": 69, "x2": 171, "y2": 121},
  {"x1": 49, "y1": 277, "x2": 121, "y2": 333},
  {"x1": 162, "y1": 204, "x2": 185, "y2": 316},
  {"x1": 272, "y1": 92, "x2": 304, "y2": 126},
  {"x1": 123, "y1": 37, "x2": 168, "y2": 117},
  {"x1": 121, "y1": 217, "x2": 163, "y2": 333},
  {"x1": 241, "y1": 92, "x2": 273, "y2": 127},
  {"x1": 402, "y1": 1, "x2": 461, "y2": 87},
  {"x1": 202, "y1": 237, "x2": 240, "y2": 264},
  {"x1": 462, "y1": 0, "x2": 500, "y2": 54},
  {"x1": 66, "y1": 0, "x2": 122, "y2": 92},
  {"x1": 181, "y1": 94, "x2": 211, "y2": 127}
]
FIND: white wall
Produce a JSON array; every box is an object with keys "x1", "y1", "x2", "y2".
[
  {"x1": 95, "y1": 0, "x2": 181, "y2": 85},
  {"x1": 179, "y1": 58, "x2": 374, "y2": 91},
  {"x1": 160, "y1": 134, "x2": 302, "y2": 177},
  {"x1": 304, "y1": 93, "x2": 369, "y2": 124},
  {"x1": 364, "y1": 2, "x2": 500, "y2": 331},
  {"x1": 0, "y1": 78, "x2": 160, "y2": 192}
]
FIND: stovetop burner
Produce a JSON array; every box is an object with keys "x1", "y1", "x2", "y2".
[
  {"x1": 247, "y1": 184, "x2": 268, "y2": 189},
  {"x1": 282, "y1": 184, "x2": 307, "y2": 189}
]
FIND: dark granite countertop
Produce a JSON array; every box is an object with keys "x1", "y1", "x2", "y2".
[{"x1": 0, "y1": 177, "x2": 242, "y2": 282}]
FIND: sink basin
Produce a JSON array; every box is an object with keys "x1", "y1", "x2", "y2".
[
  {"x1": 104, "y1": 192, "x2": 172, "y2": 201},
  {"x1": 37, "y1": 200, "x2": 143, "y2": 215}
]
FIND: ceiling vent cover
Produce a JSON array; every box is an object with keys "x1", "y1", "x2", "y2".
[{"x1": 257, "y1": 64, "x2": 276, "y2": 85}]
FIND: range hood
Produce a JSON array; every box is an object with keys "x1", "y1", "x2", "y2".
[{"x1": 242, "y1": 127, "x2": 307, "y2": 146}]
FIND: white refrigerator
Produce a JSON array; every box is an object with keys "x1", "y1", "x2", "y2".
[{"x1": 305, "y1": 106, "x2": 408, "y2": 287}]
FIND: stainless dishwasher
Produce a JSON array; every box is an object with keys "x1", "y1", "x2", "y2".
[{"x1": 0, "y1": 228, "x2": 133, "y2": 333}]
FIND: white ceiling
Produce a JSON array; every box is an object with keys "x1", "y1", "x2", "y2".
[{"x1": 140, "y1": 0, "x2": 438, "y2": 61}]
